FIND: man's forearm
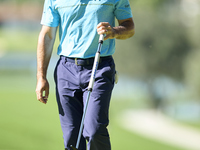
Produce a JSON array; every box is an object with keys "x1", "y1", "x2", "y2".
[
  {"x1": 37, "y1": 35, "x2": 53, "y2": 79},
  {"x1": 37, "y1": 27, "x2": 57, "y2": 79},
  {"x1": 113, "y1": 19, "x2": 135, "y2": 40}
]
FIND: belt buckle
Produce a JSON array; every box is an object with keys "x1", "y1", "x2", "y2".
[{"x1": 75, "y1": 58, "x2": 79, "y2": 65}]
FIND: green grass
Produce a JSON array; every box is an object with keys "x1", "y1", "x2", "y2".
[
  {"x1": 0, "y1": 73, "x2": 64, "y2": 149},
  {"x1": 0, "y1": 28, "x2": 59, "y2": 52},
  {"x1": 0, "y1": 72, "x2": 192, "y2": 150},
  {"x1": 0, "y1": 28, "x2": 39, "y2": 52}
]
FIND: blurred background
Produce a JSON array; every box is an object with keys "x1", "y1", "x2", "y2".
[{"x1": 0, "y1": 0, "x2": 200, "y2": 149}]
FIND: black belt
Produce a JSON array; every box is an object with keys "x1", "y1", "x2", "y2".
[{"x1": 62, "y1": 56, "x2": 112, "y2": 66}]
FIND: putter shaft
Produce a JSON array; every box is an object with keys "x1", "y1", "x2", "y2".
[{"x1": 71, "y1": 34, "x2": 104, "y2": 150}]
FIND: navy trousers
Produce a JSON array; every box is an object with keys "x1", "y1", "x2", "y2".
[{"x1": 54, "y1": 56, "x2": 115, "y2": 150}]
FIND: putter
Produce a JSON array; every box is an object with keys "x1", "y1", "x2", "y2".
[{"x1": 71, "y1": 34, "x2": 104, "y2": 150}]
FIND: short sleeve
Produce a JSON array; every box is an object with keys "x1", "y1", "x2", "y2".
[
  {"x1": 41, "y1": 0, "x2": 60, "y2": 27},
  {"x1": 114, "y1": 0, "x2": 133, "y2": 20}
]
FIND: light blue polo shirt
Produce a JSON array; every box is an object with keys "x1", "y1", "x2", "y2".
[{"x1": 41, "y1": 0, "x2": 132, "y2": 58}]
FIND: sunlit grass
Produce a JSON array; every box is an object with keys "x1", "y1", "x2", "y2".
[
  {"x1": 0, "y1": 28, "x2": 59, "y2": 52},
  {"x1": 0, "y1": 28, "x2": 38, "y2": 51}
]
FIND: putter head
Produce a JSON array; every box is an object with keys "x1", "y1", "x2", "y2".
[{"x1": 70, "y1": 145, "x2": 78, "y2": 150}]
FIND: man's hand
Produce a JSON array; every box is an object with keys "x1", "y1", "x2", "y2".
[
  {"x1": 36, "y1": 78, "x2": 49, "y2": 104},
  {"x1": 97, "y1": 22, "x2": 116, "y2": 41},
  {"x1": 97, "y1": 18, "x2": 135, "y2": 40}
]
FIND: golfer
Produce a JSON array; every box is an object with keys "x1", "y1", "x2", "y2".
[{"x1": 36, "y1": 0, "x2": 135, "y2": 150}]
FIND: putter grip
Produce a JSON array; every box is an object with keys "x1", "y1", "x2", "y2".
[{"x1": 99, "y1": 34, "x2": 104, "y2": 43}]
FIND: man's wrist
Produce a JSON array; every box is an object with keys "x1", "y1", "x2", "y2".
[
  {"x1": 37, "y1": 73, "x2": 47, "y2": 80},
  {"x1": 113, "y1": 26, "x2": 122, "y2": 39}
]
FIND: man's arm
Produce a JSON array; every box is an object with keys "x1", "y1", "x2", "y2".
[
  {"x1": 36, "y1": 25, "x2": 57, "y2": 104},
  {"x1": 97, "y1": 17, "x2": 135, "y2": 40}
]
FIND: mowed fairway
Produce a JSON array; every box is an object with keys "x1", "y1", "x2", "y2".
[
  {"x1": 0, "y1": 72, "x2": 185, "y2": 150},
  {"x1": 0, "y1": 72, "x2": 64, "y2": 149}
]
